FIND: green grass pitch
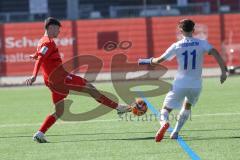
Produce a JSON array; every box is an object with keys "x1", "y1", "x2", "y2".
[{"x1": 0, "y1": 76, "x2": 240, "y2": 160}]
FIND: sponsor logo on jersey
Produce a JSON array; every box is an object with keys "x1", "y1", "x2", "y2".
[{"x1": 180, "y1": 42, "x2": 199, "y2": 47}]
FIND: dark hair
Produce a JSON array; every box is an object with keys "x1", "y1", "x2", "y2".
[
  {"x1": 178, "y1": 19, "x2": 195, "y2": 32},
  {"x1": 44, "y1": 17, "x2": 61, "y2": 29}
]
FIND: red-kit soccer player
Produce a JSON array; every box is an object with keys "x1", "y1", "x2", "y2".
[{"x1": 25, "y1": 17, "x2": 132, "y2": 143}]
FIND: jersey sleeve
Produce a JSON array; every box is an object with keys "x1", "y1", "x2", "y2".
[
  {"x1": 32, "y1": 41, "x2": 54, "y2": 77},
  {"x1": 159, "y1": 43, "x2": 176, "y2": 61},
  {"x1": 202, "y1": 40, "x2": 213, "y2": 53}
]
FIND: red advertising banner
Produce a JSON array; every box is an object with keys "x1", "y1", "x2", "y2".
[
  {"x1": 222, "y1": 14, "x2": 240, "y2": 67},
  {"x1": 2, "y1": 21, "x2": 74, "y2": 76},
  {"x1": 0, "y1": 24, "x2": 5, "y2": 76},
  {"x1": 76, "y1": 18, "x2": 148, "y2": 72},
  {"x1": 1, "y1": 14, "x2": 240, "y2": 76}
]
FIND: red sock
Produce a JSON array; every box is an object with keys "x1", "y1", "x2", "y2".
[
  {"x1": 39, "y1": 115, "x2": 57, "y2": 133},
  {"x1": 96, "y1": 95, "x2": 118, "y2": 109}
]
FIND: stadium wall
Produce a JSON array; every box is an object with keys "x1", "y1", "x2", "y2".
[{"x1": 0, "y1": 14, "x2": 239, "y2": 78}]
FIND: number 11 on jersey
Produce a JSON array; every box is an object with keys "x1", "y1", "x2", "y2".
[{"x1": 182, "y1": 49, "x2": 196, "y2": 70}]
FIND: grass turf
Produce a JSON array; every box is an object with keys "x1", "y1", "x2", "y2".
[{"x1": 0, "y1": 76, "x2": 240, "y2": 160}]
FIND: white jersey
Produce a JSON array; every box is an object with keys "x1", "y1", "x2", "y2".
[{"x1": 160, "y1": 36, "x2": 212, "y2": 88}]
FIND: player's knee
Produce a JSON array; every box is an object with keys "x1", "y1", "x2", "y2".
[
  {"x1": 55, "y1": 108, "x2": 64, "y2": 118},
  {"x1": 184, "y1": 103, "x2": 192, "y2": 110},
  {"x1": 85, "y1": 83, "x2": 102, "y2": 98},
  {"x1": 84, "y1": 83, "x2": 97, "y2": 93},
  {"x1": 163, "y1": 106, "x2": 172, "y2": 113},
  {"x1": 54, "y1": 102, "x2": 65, "y2": 118}
]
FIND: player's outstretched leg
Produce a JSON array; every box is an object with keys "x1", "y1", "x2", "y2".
[
  {"x1": 155, "y1": 107, "x2": 171, "y2": 142},
  {"x1": 170, "y1": 103, "x2": 191, "y2": 139},
  {"x1": 82, "y1": 83, "x2": 132, "y2": 114}
]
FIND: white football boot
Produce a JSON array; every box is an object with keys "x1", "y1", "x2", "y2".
[
  {"x1": 33, "y1": 131, "x2": 48, "y2": 143},
  {"x1": 116, "y1": 104, "x2": 132, "y2": 115}
]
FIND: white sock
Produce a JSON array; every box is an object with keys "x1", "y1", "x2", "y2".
[
  {"x1": 173, "y1": 108, "x2": 190, "y2": 133},
  {"x1": 159, "y1": 109, "x2": 169, "y2": 126},
  {"x1": 36, "y1": 131, "x2": 44, "y2": 136},
  {"x1": 116, "y1": 104, "x2": 126, "y2": 111}
]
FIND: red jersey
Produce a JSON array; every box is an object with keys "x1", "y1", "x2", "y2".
[{"x1": 33, "y1": 36, "x2": 68, "y2": 86}]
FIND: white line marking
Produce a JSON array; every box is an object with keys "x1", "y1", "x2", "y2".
[
  {"x1": 0, "y1": 119, "x2": 119, "y2": 128},
  {"x1": 192, "y1": 112, "x2": 240, "y2": 117},
  {"x1": 0, "y1": 112, "x2": 239, "y2": 128}
]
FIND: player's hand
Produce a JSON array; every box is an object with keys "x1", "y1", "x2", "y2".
[
  {"x1": 220, "y1": 73, "x2": 227, "y2": 84},
  {"x1": 26, "y1": 76, "x2": 36, "y2": 86},
  {"x1": 29, "y1": 54, "x2": 38, "y2": 60},
  {"x1": 138, "y1": 58, "x2": 153, "y2": 65}
]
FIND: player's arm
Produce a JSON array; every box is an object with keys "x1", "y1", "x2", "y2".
[
  {"x1": 152, "y1": 56, "x2": 167, "y2": 64},
  {"x1": 138, "y1": 56, "x2": 167, "y2": 65},
  {"x1": 26, "y1": 56, "x2": 43, "y2": 86},
  {"x1": 26, "y1": 45, "x2": 50, "y2": 86},
  {"x1": 138, "y1": 44, "x2": 176, "y2": 65},
  {"x1": 208, "y1": 48, "x2": 227, "y2": 84}
]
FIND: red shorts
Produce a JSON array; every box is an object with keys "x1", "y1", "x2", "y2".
[{"x1": 50, "y1": 74, "x2": 88, "y2": 104}]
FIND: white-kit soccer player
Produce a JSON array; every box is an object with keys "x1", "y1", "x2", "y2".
[{"x1": 138, "y1": 19, "x2": 227, "y2": 142}]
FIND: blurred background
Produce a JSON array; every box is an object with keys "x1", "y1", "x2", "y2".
[{"x1": 0, "y1": 0, "x2": 240, "y2": 85}]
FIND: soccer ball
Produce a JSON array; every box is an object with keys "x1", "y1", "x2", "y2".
[{"x1": 132, "y1": 98, "x2": 148, "y2": 116}]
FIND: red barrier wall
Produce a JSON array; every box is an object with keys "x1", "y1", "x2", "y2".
[
  {"x1": 0, "y1": 14, "x2": 240, "y2": 76},
  {"x1": 224, "y1": 14, "x2": 240, "y2": 43},
  {"x1": 222, "y1": 14, "x2": 240, "y2": 66},
  {"x1": 2, "y1": 21, "x2": 74, "y2": 76},
  {"x1": 0, "y1": 24, "x2": 5, "y2": 76},
  {"x1": 76, "y1": 18, "x2": 148, "y2": 72}
]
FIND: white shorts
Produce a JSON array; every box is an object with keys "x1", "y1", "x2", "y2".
[{"x1": 163, "y1": 86, "x2": 202, "y2": 109}]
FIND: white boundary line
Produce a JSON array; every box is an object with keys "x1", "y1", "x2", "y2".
[
  {"x1": 192, "y1": 112, "x2": 240, "y2": 117},
  {"x1": 0, "y1": 119, "x2": 119, "y2": 128},
  {"x1": 0, "y1": 112, "x2": 240, "y2": 128}
]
